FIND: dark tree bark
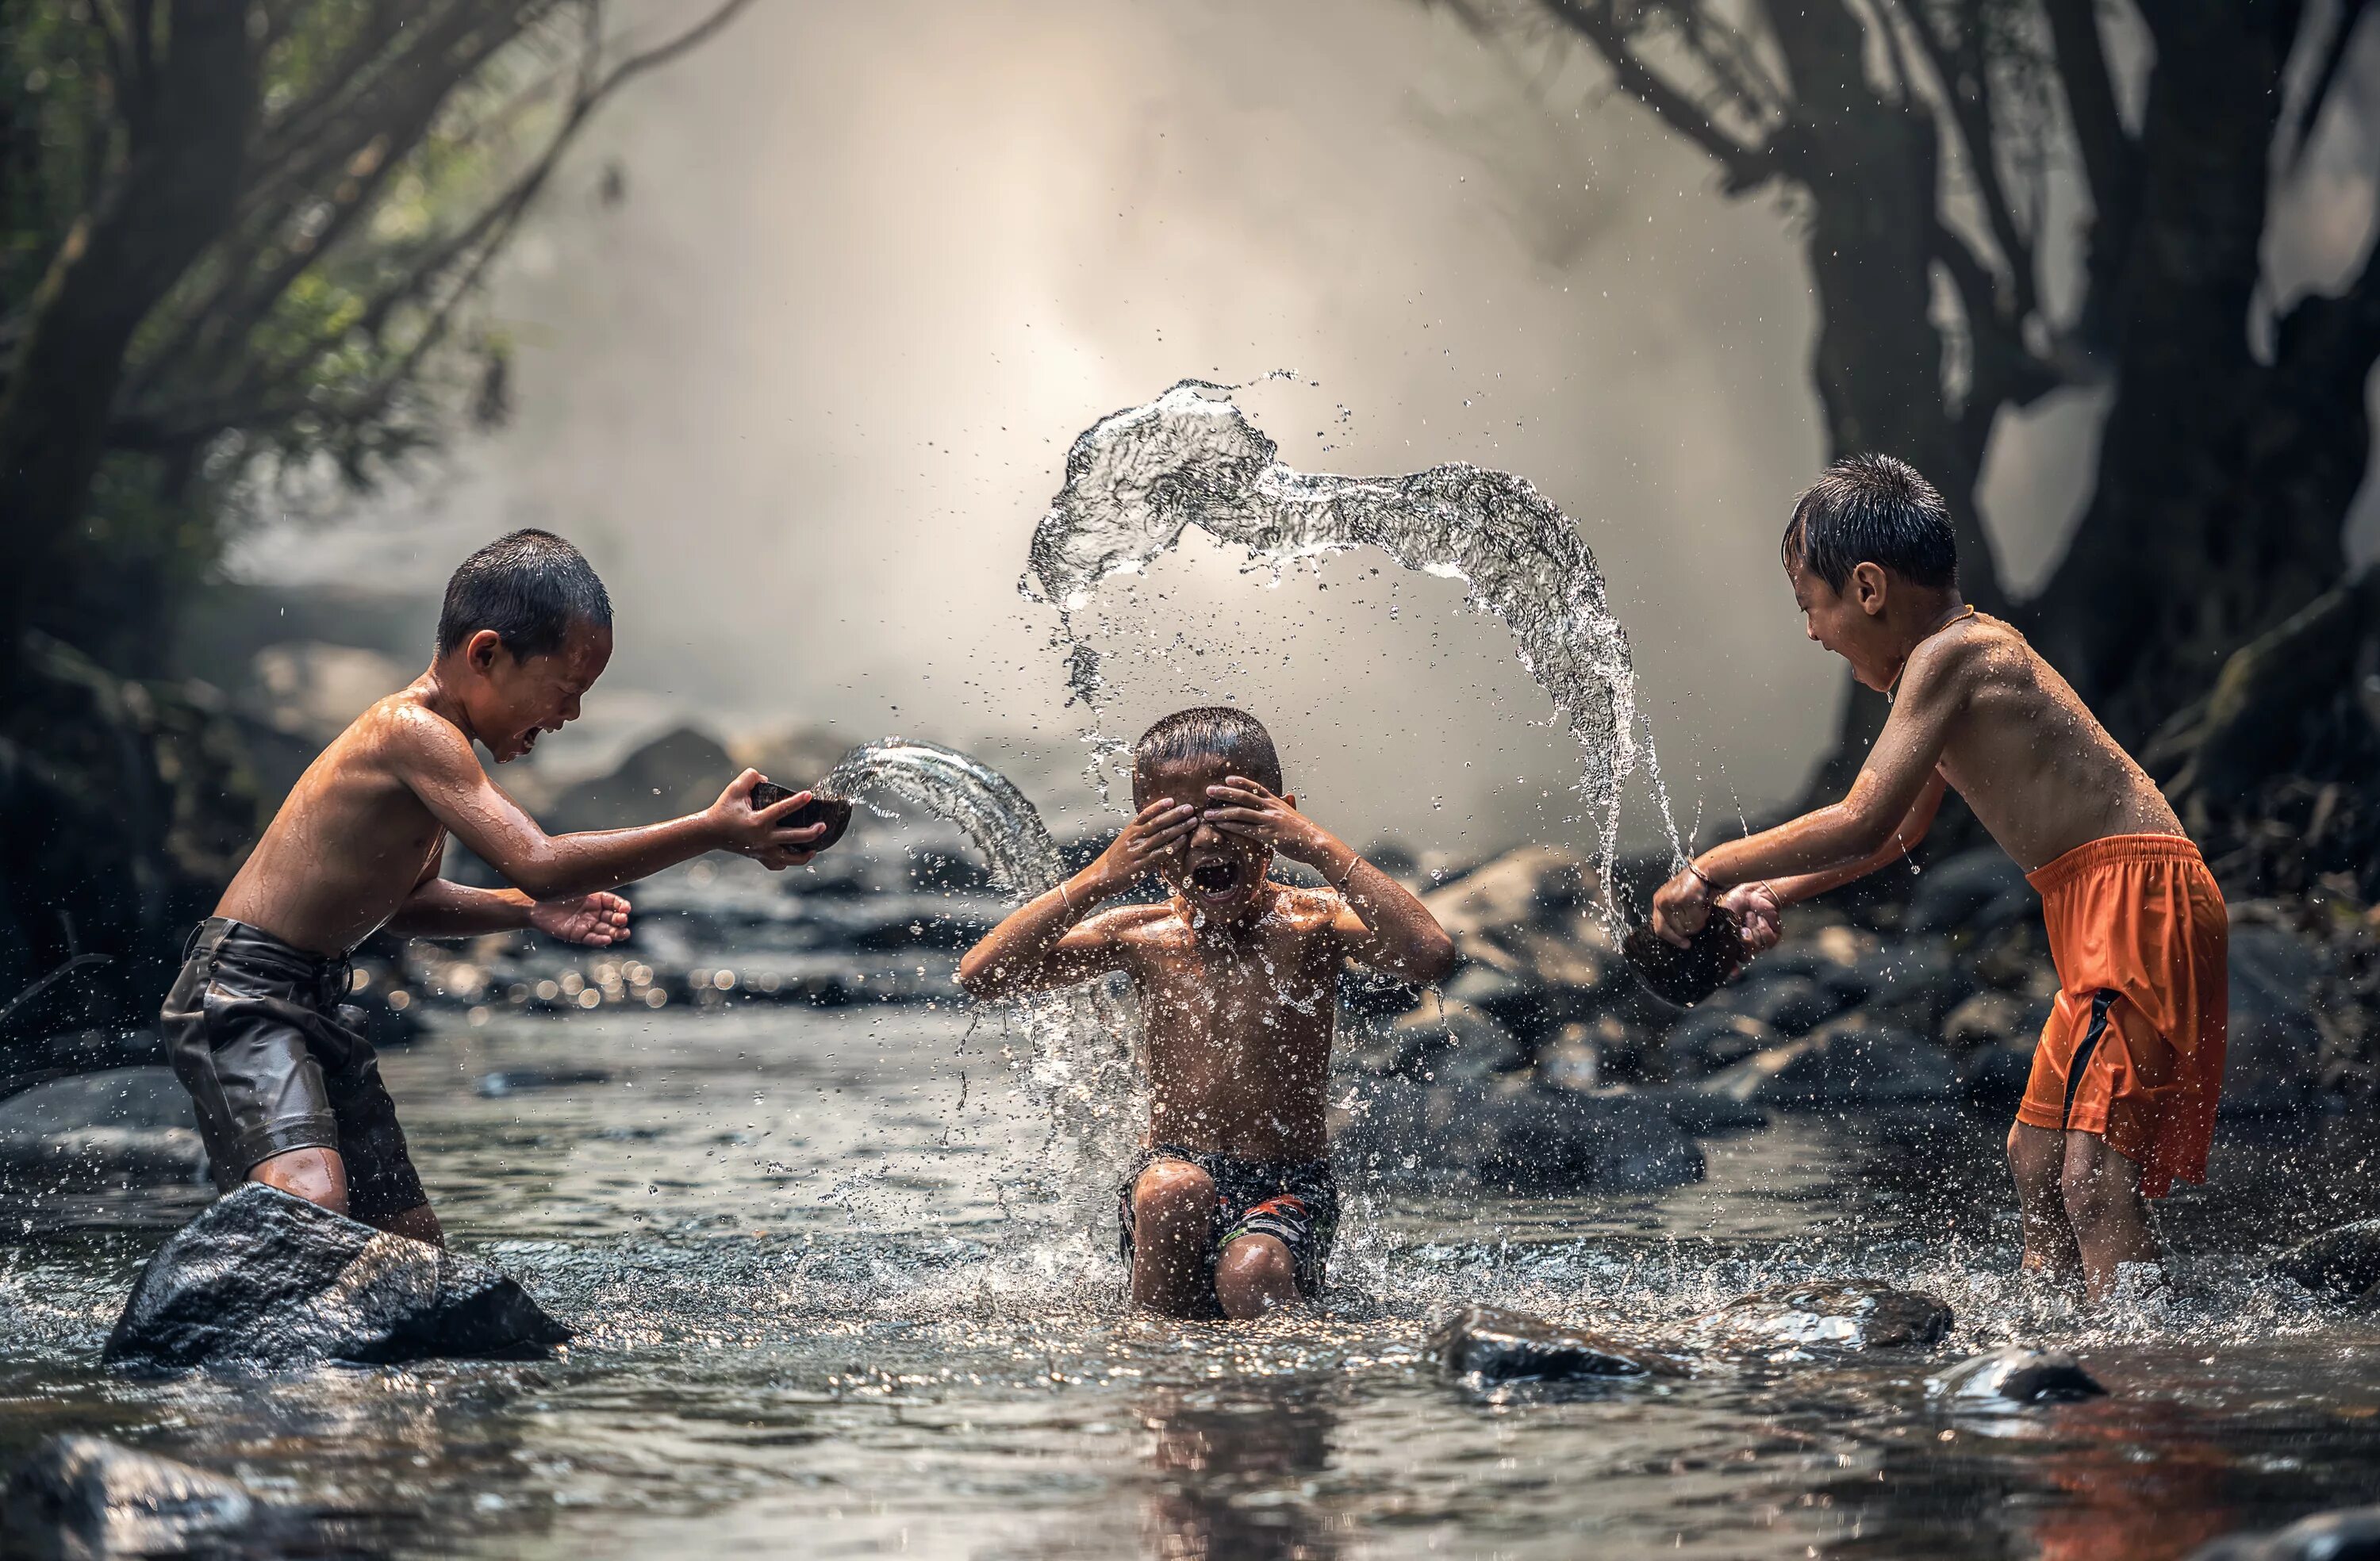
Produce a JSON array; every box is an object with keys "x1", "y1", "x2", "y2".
[
  {"x1": 0, "y1": 2, "x2": 258, "y2": 693},
  {"x1": 1471, "y1": 0, "x2": 2380, "y2": 792}
]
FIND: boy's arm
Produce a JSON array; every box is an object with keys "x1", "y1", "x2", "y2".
[
  {"x1": 382, "y1": 840, "x2": 631, "y2": 945},
  {"x1": 1200, "y1": 777, "x2": 1457, "y2": 982},
  {"x1": 387, "y1": 707, "x2": 823, "y2": 899},
  {"x1": 1759, "y1": 770, "x2": 1946, "y2": 904},
  {"x1": 1653, "y1": 638, "x2": 1967, "y2": 943},
  {"x1": 957, "y1": 798, "x2": 1198, "y2": 999}
]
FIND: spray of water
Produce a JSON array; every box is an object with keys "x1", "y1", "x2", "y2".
[
  {"x1": 816, "y1": 738, "x2": 1142, "y2": 1130},
  {"x1": 1021, "y1": 378, "x2": 1679, "y2": 911}
]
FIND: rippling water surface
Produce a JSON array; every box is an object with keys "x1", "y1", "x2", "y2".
[{"x1": 4, "y1": 999, "x2": 2379, "y2": 1559}]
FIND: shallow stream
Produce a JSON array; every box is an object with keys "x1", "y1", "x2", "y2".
[{"x1": 5, "y1": 999, "x2": 2379, "y2": 1559}]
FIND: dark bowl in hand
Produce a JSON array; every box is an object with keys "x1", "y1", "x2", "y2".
[
  {"x1": 1622, "y1": 911, "x2": 1749, "y2": 1007},
  {"x1": 750, "y1": 780, "x2": 854, "y2": 853}
]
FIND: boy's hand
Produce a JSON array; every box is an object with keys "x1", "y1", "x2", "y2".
[
  {"x1": 1200, "y1": 777, "x2": 1336, "y2": 865},
  {"x1": 708, "y1": 769, "x2": 827, "y2": 870},
  {"x1": 531, "y1": 891, "x2": 632, "y2": 946},
  {"x1": 1084, "y1": 798, "x2": 1199, "y2": 896},
  {"x1": 1651, "y1": 867, "x2": 1714, "y2": 946},
  {"x1": 1718, "y1": 882, "x2": 1783, "y2": 956}
]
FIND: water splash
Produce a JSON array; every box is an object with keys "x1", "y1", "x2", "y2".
[
  {"x1": 816, "y1": 738, "x2": 1142, "y2": 1122},
  {"x1": 1021, "y1": 378, "x2": 1676, "y2": 907}
]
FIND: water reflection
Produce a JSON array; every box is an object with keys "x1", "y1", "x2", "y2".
[{"x1": 1134, "y1": 1380, "x2": 1342, "y2": 1561}]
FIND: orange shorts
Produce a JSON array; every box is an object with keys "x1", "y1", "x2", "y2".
[{"x1": 2016, "y1": 834, "x2": 2228, "y2": 1199}]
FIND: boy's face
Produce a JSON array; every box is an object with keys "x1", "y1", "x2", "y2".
[
  {"x1": 1134, "y1": 753, "x2": 1283, "y2": 918},
  {"x1": 1787, "y1": 558, "x2": 1896, "y2": 690},
  {"x1": 462, "y1": 618, "x2": 612, "y2": 762}
]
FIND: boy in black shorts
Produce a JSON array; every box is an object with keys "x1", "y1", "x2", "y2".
[
  {"x1": 958, "y1": 708, "x2": 1456, "y2": 1318},
  {"x1": 162, "y1": 531, "x2": 830, "y2": 1245}
]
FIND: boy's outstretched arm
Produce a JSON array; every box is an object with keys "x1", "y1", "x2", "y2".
[
  {"x1": 1654, "y1": 638, "x2": 1968, "y2": 944},
  {"x1": 389, "y1": 707, "x2": 826, "y2": 900},
  {"x1": 381, "y1": 846, "x2": 631, "y2": 946},
  {"x1": 1760, "y1": 771, "x2": 1947, "y2": 905},
  {"x1": 1201, "y1": 778, "x2": 1457, "y2": 981},
  {"x1": 958, "y1": 799, "x2": 1197, "y2": 999}
]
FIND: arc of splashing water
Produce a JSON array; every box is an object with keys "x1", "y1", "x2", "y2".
[
  {"x1": 1019, "y1": 378, "x2": 1676, "y2": 912},
  {"x1": 815, "y1": 738, "x2": 1138, "y2": 1073}
]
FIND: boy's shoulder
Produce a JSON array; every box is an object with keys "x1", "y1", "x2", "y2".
[
  {"x1": 1903, "y1": 612, "x2": 2032, "y2": 700},
  {"x1": 335, "y1": 686, "x2": 470, "y2": 763}
]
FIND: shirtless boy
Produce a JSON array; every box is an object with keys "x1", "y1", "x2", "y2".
[
  {"x1": 958, "y1": 708, "x2": 1456, "y2": 1319},
  {"x1": 1653, "y1": 456, "x2": 2227, "y2": 1302},
  {"x1": 162, "y1": 530, "x2": 829, "y2": 1245}
]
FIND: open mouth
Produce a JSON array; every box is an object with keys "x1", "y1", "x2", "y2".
[{"x1": 1187, "y1": 858, "x2": 1242, "y2": 900}]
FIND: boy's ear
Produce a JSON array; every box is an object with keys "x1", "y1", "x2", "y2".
[
  {"x1": 1850, "y1": 562, "x2": 1890, "y2": 617},
  {"x1": 464, "y1": 628, "x2": 505, "y2": 673}
]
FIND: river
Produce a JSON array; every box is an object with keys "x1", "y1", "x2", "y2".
[{"x1": 3, "y1": 995, "x2": 2378, "y2": 1559}]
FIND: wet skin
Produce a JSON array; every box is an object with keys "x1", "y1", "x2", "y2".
[
  {"x1": 958, "y1": 752, "x2": 1455, "y2": 1317},
  {"x1": 217, "y1": 616, "x2": 827, "y2": 1237},
  {"x1": 1650, "y1": 558, "x2": 2189, "y2": 1302}
]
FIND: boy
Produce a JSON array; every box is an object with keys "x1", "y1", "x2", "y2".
[
  {"x1": 958, "y1": 708, "x2": 1456, "y2": 1319},
  {"x1": 1652, "y1": 455, "x2": 2227, "y2": 1302},
  {"x1": 162, "y1": 530, "x2": 829, "y2": 1246}
]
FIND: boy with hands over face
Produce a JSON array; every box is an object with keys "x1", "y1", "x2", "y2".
[{"x1": 960, "y1": 707, "x2": 1455, "y2": 1320}]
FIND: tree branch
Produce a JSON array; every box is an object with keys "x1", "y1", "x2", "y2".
[
  {"x1": 1536, "y1": 0, "x2": 1778, "y2": 189},
  {"x1": 2290, "y1": 0, "x2": 2372, "y2": 167},
  {"x1": 1892, "y1": 0, "x2": 2038, "y2": 320},
  {"x1": 2041, "y1": 0, "x2": 2136, "y2": 223}
]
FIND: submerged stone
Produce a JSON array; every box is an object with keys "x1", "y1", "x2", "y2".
[
  {"x1": 2, "y1": 1435, "x2": 257, "y2": 1560},
  {"x1": 1925, "y1": 1346, "x2": 2108, "y2": 1405},
  {"x1": 1429, "y1": 1305, "x2": 1671, "y2": 1386},
  {"x1": 2270, "y1": 1220, "x2": 2380, "y2": 1304},
  {"x1": 0, "y1": 1068, "x2": 209, "y2": 1190},
  {"x1": 2187, "y1": 1506, "x2": 2380, "y2": 1560},
  {"x1": 1687, "y1": 1279, "x2": 1952, "y2": 1354},
  {"x1": 103, "y1": 1183, "x2": 571, "y2": 1371}
]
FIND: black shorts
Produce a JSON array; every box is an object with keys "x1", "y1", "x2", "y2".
[
  {"x1": 160, "y1": 918, "x2": 426, "y2": 1223},
  {"x1": 1118, "y1": 1144, "x2": 1338, "y2": 1302}
]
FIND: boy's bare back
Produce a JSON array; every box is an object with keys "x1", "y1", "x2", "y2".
[
  {"x1": 220, "y1": 689, "x2": 512, "y2": 956},
  {"x1": 1881, "y1": 613, "x2": 2182, "y2": 873}
]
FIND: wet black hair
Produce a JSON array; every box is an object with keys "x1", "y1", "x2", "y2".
[
  {"x1": 436, "y1": 529, "x2": 612, "y2": 658},
  {"x1": 1133, "y1": 706, "x2": 1283, "y2": 796},
  {"x1": 1780, "y1": 454, "x2": 1958, "y2": 593}
]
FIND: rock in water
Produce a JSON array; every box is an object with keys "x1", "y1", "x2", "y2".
[
  {"x1": 103, "y1": 1183, "x2": 571, "y2": 1371},
  {"x1": 1428, "y1": 1305, "x2": 1672, "y2": 1386},
  {"x1": 2186, "y1": 1507, "x2": 2380, "y2": 1560},
  {"x1": 2, "y1": 1435, "x2": 256, "y2": 1559},
  {"x1": 1925, "y1": 1347, "x2": 2108, "y2": 1405},
  {"x1": 2270, "y1": 1220, "x2": 2380, "y2": 1304},
  {"x1": 1687, "y1": 1279, "x2": 1952, "y2": 1354},
  {"x1": 0, "y1": 1067, "x2": 209, "y2": 1189}
]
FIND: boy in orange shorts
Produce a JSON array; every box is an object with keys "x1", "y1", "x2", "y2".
[{"x1": 1653, "y1": 456, "x2": 2227, "y2": 1302}]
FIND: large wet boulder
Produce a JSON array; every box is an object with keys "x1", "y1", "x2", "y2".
[
  {"x1": 2270, "y1": 1220, "x2": 2380, "y2": 1304},
  {"x1": 2187, "y1": 1507, "x2": 2380, "y2": 1561},
  {"x1": 2223, "y1": 923, "x2": 2330, "y2": 1120},
  {"x1": 1906, "y1": 849, "x2": 2038, "y2": 935},
  {"x1": 104, "y1": 1183, "x2": 572, "y2": 1371},
  {"x1": 1925, "y1": 1347, "x2": 2107, "y2": 1405},
  {"x1": 1686, "y1": 1279, "x2": 1952, "y2": 1355},
  {"x1": 1429, "y1": 1305, "x2": 1674, "y2": 1386},
  {"x1": 1704, "y1": 1016, "x2": 1959, "y2": 1108},
  {"x1": 541, "y1": 724, "x2": 735, "y2": 834},
  {"x1": 0, "y1": 1068, "x2": 208, "y2": 1189},
  {"x1": 2, "y1": 1435, "x2": 259, "y2": 1560}
]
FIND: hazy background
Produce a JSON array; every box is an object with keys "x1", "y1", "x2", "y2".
[{"x1": 224, "y1": 0, "x2": 2380, "y2": 855}]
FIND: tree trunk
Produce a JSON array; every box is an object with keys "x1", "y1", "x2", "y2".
[
  {"x1": 0, "y1": 1, "x2": 255, "y2": 690},
  {"x1": 2026, "y1": 2, "x2": 2336, "y2": 742}
]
